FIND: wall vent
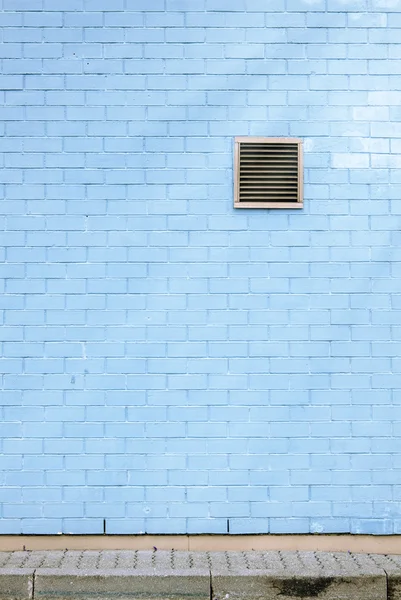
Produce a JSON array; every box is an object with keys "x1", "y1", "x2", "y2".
[{"x1": 234, "y1": 137, "x2": 303, "y2": 209}]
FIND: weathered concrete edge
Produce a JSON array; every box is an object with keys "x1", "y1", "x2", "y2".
[
  {"x1": 211, "y1": 571, "x2": 387, "y2": 600},
  {"x1": 31, "y1": 569, "x2": 211, "y2": 600},
  {"x1": 0, "y1": 569, "x2": 35, "y2": 600},
  {"x1": 0, "y1": 566, "x2": 396, "y2": 600}
]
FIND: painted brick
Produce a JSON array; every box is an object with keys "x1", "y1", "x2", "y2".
[{"x1": 0, "y1": 1, "x2": 400, "y2": 536}]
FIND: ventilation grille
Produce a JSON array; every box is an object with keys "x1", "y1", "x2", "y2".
[{"x1": 234, "y1": 137, "x2": 303, "y2": 209}]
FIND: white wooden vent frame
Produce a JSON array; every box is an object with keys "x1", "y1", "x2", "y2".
[{"x1": 234, "y1": 137, "x2": 303, "y2": 209}]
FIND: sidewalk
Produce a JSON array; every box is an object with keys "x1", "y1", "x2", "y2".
[{"x1": 0, "y1": 549, "x2": 400, "y2": 600}]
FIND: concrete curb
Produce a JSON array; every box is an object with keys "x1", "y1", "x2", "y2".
[
  {"x1": 211, "y1": 571, "x2": 386, "y2": 600},
  {"x1": 0, "y1": 569, "x2": 34, "y2": 600},
  {"x1": 34, "y1": 569, "x2": 210, "y2": 600},
  {"x1": 364, "y1": 553, "x2": 401, "y2": 600},
  {"x1": 0, "y1": 550, "x2": 398, "y2": 600}
]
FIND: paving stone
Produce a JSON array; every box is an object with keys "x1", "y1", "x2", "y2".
[{"x1": 33, "y1": 550, "x2": 210, "y2": 600}]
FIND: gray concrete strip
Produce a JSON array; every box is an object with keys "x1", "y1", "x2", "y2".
[
  {"x1": 6, "y1": 551, "x2": 211, "y2": 572},
  {"x1": 0, "y1": 568, "x2": 35, "y2": 600},
  {"x1": 0, "y1": 550, "x2": 396, "y2": 600},
  {"x1": 34, "y1": 568, "x2": 210, "y2": 600}
]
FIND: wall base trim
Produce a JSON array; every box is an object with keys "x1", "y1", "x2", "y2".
[{"x1": 0, "y1": 535, "x2": 400, "y2": 554}]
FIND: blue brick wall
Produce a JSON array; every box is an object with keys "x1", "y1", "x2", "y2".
[{"x1": 1, "y1": 0, "x2": 401, "y2": 536}]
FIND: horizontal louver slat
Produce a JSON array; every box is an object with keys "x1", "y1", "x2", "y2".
[{"x1": 236, "y1": 139, "x2": 302, "y2": 207}]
